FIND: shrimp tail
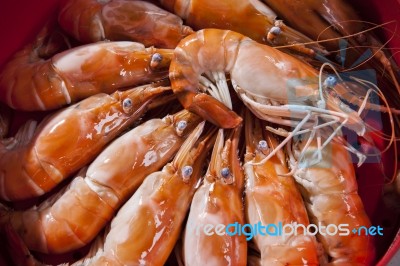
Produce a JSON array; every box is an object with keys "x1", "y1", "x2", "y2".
[{"x1": 177, "y1": 92, "x2": 242, "y2": 128}]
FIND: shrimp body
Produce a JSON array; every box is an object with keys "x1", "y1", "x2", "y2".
[
  {"x1": 288, "y1": 133, "x2": 376, "y2": 265},
  {"x1": 84, "y1": 121, "x2": 213, "y2": 265},
  {"x1": 261, "y1": 0, "x2": 355, "y2": 50},
  {"x1": 159, "y1": 0, "x2": 318, "y2": 54},
  {"x1": 0, "y1": 40, "x2": 173, "y2": 111},
  {"x1": 0, "y1": 85, "x2": 169, "y2": 201},
  {"x1": 58, "y1": 0, "x2": 193, "y2": 48},
  {"x1": 170, "y1": 28, "x2": 369, "y2": 159},
  {"x1": 1, "y1": 109, "x2": 201, "y2": 254},
  {"x1": 244, "y1": 113, "x2": 321, "y2": 265},
  {"x1": 261, "y1": 0, "x2": 400, "y2": 94},
  {"x1": 183, "y1": 128, "x2": 247, "y2": 266}
]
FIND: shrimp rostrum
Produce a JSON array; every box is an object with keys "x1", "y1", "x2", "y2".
[{"x1": 170, "y1": 29, "x2": 397, "y2": 162}]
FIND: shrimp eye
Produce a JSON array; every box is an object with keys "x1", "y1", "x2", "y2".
[
  {"x1": 323, "y1": 75, "x2": 338, "y2": 88},
  {"x1": 150, "y1": 53, "x2": 163, "y2": 69},
  {"x1": 182, "y1": 165, "x2": 193, "y2": 181},
  {"x1": 221, "y1": 167, "x2": 234, "y2": 184},
  {"x1": 176, "y1": 120, "x2": 188, "y2": 136},
  {"x1": 258, "y1": 140, "x2": 268, "y2": 150},
  {"x1": 269, "y1": 26, "x2": 281, "y2": 35},
  {"x1": 122, "y1": 98, "x2": 133, "y2": 113},
  {"x1": 221, "y1": 168, "x2": 230, "y2": 178}
]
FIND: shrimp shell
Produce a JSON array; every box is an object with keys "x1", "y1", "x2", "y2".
[
  {"x1": 0, "y1": 40, "x2": 173, "y2": 111},
  {"x1": 78, "y1": 121, "x2": 214, "y2": 265},
  {"x1": 244, "y1": 112, "x2": 321, "y2": 265},
  {"x1": 0, "y1": 85, "x2": 169, "y2": 201},
  {"x1": 0, "y1": 109, "x2": 202, "y2": 254},
  {"x1": 58, "y1": 0, "x2": 193, "y2": 48},
  {"x1": 183, "y1": 127, "x2": 247, "y2": 266},
  {"x1": 288, "y1": 132, "x2": 376, "y2": 265}
]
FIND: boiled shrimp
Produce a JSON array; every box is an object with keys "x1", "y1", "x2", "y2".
[
  {"x1": 0, "y1": 109, "x2": 201, "y2": 254},
  {"x1": 170, "y1": 29, "x2": 396, "y2": 164},
  {"x1": 244, "y1": 111, "x2": 322, "y2": 265},
  {"x1": 0, "y1": 84, "x2": 169, "y2": 201},
  {"x1": 158, "y1": 0, "x2": 320, "y2": 54},
  {"x1": 287, "y1": 130, "x2": 376, "y2": 265},
  {"x1": 71, "y1": 121, "x2": 214, "y2": 265},
  {"x1": 58, "y1": 0, "x2": 193, "y2": 48},
  {"x1": 183, "y1": 127, "x2": 247, "y2": 266},
  {"x1": 0, "y1": 36, "x2": 173, "y2": 111},
  {"x1": 260, "y1": 0, "x2": 400, "y2": 95}
]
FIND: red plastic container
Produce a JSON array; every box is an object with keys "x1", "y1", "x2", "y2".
[{"x1": 0, "y1": 0, "x2": 399, "y2": 265}]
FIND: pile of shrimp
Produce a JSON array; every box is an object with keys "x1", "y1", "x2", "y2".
[{"x1": 0, "y1": 0, "x2": 399, "y2": 265}]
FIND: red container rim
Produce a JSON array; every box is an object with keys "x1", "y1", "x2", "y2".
[{"x1": 0, "y1": 0, "x2": 399, "y2": 265}]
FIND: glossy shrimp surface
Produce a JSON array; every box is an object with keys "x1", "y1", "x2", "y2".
[
  {"x1": 260, "y1": 0, "x2": 400, "y2": 94},
  {"x1": 0, "y1": 85, "x2": 168, "y2": 201},
  {"x1": 59, "y1": 0, "x2": 193, "y2": 48},
  {"x1": 0, "y1": 109, "x2": 201, "y2": 254},
  {"x1": 170, "y1": 28, "x2": 376, "y2": 161},
  {"x1": 261, "y1": 0, "x2": 358, "y2": 49},
  {"x1": 244, "y1": 112, "x2": 321, "y2": 265},
  {"x1": 81, "y1": 121, "x2": 213, "y2": 265},
  {"x1": 183, "y1": 127, "x2": 247, "y2": 266},
  {"x1": 0, "y1": 39, "x2": 173, "y2": 111},
  {"x1": 158, "y1": 0, "x2": 318, "y2": 54},
  {"x1": 288, "y1": 132, "x2": 376, "y2": 265}
]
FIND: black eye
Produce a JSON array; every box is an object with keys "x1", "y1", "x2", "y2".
[
  {"x1": 122, "y1": 98, "x2": 133, "y2": 113},
  {"x1": 221, "y1": 168, "x2": 230, "y2": 178}
]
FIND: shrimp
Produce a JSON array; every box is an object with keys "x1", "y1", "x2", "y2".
[
  {"x1": 287, "y1": 130, "x2": 376, "y2": 265},
  {"x1": 0, "y1": 109, "x2": 202, "y2": 254},
  {"x1": 0, "y1": 36, "x2": 173, "y2": 111},
  {"x1": 243, "y1": 111, "x2": 322, "y2": 265},
  {"x1": 170, "y1": 29, "x2": 396, "y2": 163},
  {"x1": 0, "y1": 84, "x2": 169, "y2": 201},
  {"x1": 183, "y1": 127, "x2": 247, "y2": 266},
  {"x1": 58, "y1": 0, "x2": 194, "y2": 48},
  {"x1": 260, "y1": 0, "x2": 400, "y2": 95},
  {"x1": 158, "y1": 0, "x2": 320, "y2": 54},
  {"x1": 72, "y1": 121, "x2": 214, "y2": 265}
]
